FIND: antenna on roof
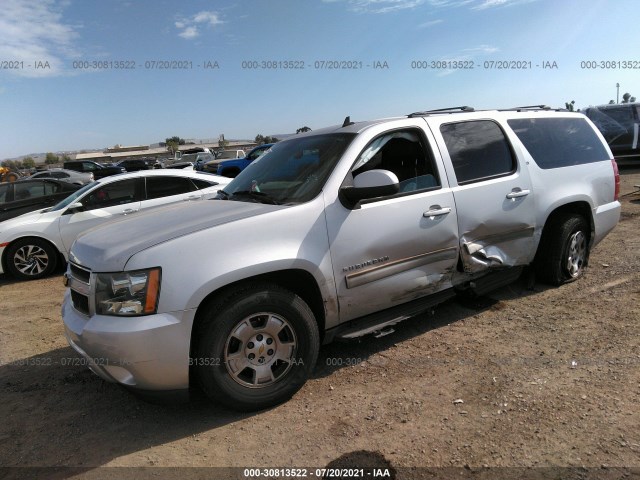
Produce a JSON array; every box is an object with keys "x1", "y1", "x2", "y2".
[{"x1": 342, "y1": 116, "x2": 354, "y2": 127}]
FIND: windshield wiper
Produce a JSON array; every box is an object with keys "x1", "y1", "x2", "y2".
[{"x1": 230, "y1": 190, "x2": 280, "y2": 205}]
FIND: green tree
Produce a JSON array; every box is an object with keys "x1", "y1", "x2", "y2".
[
  {"x1": 165, "y1": 136, "x2": 185, "y2": 155},
  {"x1": 255, "y1": 134, "x2": 280, "y2": 145},
  {"x1": 622, "y1": 92, "x2": 632, "y2": 103},
  {"x1": 296, "y1": 126, "x2": 311, "y2": 134},
  {"x1": 22, "y1": 156, "x2": 35, "y2": 169},
  {"x1": 166, "y1": 140, "x2": 178, "y2": 155},
  {"x1": 1, "y1": 160, "x2": 21, "y2": 170},
  {"x1": 62, "y1": 154, "x2": 71, "y2": 162},
  {"x1": 165, "y1": 136, "x2": 185, "y2": 145},
  {"x1": 609, "y1": 100, "x2": 615, "y2": 104},
  {"x1": 564, "y1": 100, "x2": 575, "y2": 111},
  {"x1": 45, "y1": 152, "x2": 59, "y2": 165}
]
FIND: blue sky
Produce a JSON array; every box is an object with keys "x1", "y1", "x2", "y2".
[{"x1": 0, "y1": 0, "x2": 638, "y2": 159}]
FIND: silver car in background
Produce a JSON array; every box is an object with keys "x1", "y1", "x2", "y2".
[{"x1": 29, "y1": 168, "x2": 94, "y2": 185}]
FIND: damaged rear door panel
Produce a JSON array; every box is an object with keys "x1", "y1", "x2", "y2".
[{"x1": 430, "y1": 118, "x2": 536, "y2": 273}]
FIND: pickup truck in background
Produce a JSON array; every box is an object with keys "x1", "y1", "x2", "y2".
[
  {"x1": 214, "y1": 144, "x2": 274, "y2": 177},
  {"x1": 63, "y1": 160, "x2": 126, "y2": 179},
  {"x1": 63, "y1": 107, "x2": 620, "y2": 411},
  {"x1": 584, "y1": 102, "x2": 640, "y2": 165}
]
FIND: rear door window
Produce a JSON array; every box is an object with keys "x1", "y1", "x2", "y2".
[
  {"x1": 508, "y1": 117, "x2": 610, "y2": 169},
  {"x1": 440, "y1": 120, "x2": 515, "y2": 184}
]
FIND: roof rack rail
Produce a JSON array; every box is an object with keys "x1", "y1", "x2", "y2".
[
  {"x1": 501, "y1": 105, "x2": 553, "y2": 112},
  {"x1": 408, "y1": 106, "x2": 475, "y2": 117}
]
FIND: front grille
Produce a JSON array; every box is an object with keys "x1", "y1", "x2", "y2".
[
  {"x1": 68, "y1": 262, "x2": 91, "y2": 316},
  {"x1": 70, "y1": 263, "x2": 90, "y2": 284},
  {"x1": 71, "y1": 290, "x2": 90, "y2": 316}
]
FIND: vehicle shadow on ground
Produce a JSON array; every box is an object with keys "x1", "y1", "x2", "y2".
[
  {"x1": 0, "y1": 276, "x2": 548, "y2": 476},
  {"x1": 313, "y1": 274, "x2": 548, "y2": 380},
  {"x1": 0, "y1": 271, "x2": 65, "y2": 287},
  {"x1": 0, "y1": 346, "x2": 258, "y2": 474},
  {"x1": 0, "y1": 273, "x2": 19, "y2": 287}
]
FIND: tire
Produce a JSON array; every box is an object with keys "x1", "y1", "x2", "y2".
[
  {"x1": 5, "y1": 238, "x2": 59, "y2": 280},
  {"x1": 6, "y1": 172, "x2": 19, "y2": 182},
  {"x1": 195, "y1": 283, "x2": 319, "y2": 411},
  {"x1": 535, "y1": 214, "x2": 590, "y2": 286}
]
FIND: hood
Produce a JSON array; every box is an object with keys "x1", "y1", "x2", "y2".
[
  {"x1": 69, "y1": 199, "x2": 285, "y2": 271},
  {"x1": 0, "y1": 208, "x2": 52, "y2": 231}
]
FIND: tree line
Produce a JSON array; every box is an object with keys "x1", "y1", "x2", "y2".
[{"x1": 1, "y1": 153, "x2": 70, "y2": 171}]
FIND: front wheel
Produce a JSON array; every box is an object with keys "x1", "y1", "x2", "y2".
[
  {"x1": 535, "y1": 214, "x2": 590, "y2": 286},
  {"x1": 5, "y1": 238, "x2": 59, "y2": 280},
  {"x1": 195, "y1": 283, "x2": 319, "y2": 411}
]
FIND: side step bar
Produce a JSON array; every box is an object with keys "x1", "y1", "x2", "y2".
[
  {"x1": 328, "y1": 289, "x2": 456, "y2": 342},
  {"x1": 465, "y1": 266, "x2": 523, "y2": 297}
]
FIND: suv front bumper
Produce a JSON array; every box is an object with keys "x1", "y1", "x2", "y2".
[{"x1": 62, "y1": 290, "x2": 195, "y2": 391}]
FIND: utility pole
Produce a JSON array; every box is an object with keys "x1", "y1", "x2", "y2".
[{"x1": 616, "y1": 83, "x2": 620, "y2": 104}]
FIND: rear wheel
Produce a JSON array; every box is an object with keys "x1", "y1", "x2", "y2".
[
  {"x1": 195, "y1": 283, "x2": 319, "y2": 411},
  {"x1": 535, "y1": 214, "x2": 590, "y2": 286},
  {"x1": 5, "y1": 238, "x2": 59, "y2": 280}
]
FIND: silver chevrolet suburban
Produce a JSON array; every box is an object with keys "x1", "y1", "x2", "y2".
[{"x1": 62, "y1": 106, "x2": 621, "y2": 411}]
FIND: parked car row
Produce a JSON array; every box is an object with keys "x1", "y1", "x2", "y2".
[{"x1": 0, "y1": 169, "x2": 230, "y2": 280}]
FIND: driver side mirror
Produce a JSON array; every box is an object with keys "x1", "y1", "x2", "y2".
[
  {"x1": 65, "y1": 202, "x2": 85, "y2": 214},
  {"x1": 339, "y1": 169, "x2": 399, "y2": 209}
]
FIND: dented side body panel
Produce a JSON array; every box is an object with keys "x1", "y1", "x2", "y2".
[{"x1": 426, "y1": 115, "x2": 537, "y2": 273}]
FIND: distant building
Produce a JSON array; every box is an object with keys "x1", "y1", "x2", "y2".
[{"x1": 74, "y1": 141, "x2": 256, "y2": 163}]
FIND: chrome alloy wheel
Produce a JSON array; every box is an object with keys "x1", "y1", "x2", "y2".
[
  {"x1": 13, "y1": 244, "x2": 50, "y2": 276},
  {"x1": 566, "y1": 230, "x2": 586, "y2": 278},
  {"x1": 224, "y1": 312, "x2": 298, "y2": 388}
]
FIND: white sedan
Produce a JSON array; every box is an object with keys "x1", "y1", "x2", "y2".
[{"x1": 0, "y1": 169, "x2": 230, "y2": 280}]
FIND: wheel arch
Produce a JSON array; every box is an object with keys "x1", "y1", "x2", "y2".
[
  {"x1": 537, "y1": 201, "x2": 594, "y2": 253},
  {"x1": 188, "y1": 269, "x2": 326, "y2": 383},
  {"x1": 1, "y1": 235, "x2": 66, "y2": 277}
]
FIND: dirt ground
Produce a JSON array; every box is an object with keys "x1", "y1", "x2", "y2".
[{"x1": 1, "y1": 168, "x2": 639, "y2": 480}]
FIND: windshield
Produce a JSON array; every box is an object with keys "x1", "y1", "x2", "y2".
[
  {"x1": 50, "y1": 181, "x2": 97, "y2": 211},
  {"x1": 220, "y1": 133, "x2": 355, "y2": 204}
]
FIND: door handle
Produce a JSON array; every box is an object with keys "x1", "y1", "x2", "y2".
[
  {"x1": 121, "y1": 208, "x2": 138, "y2": 215},
  {"x1": 423, "y1": 206, "x2": 451, "y2": 218},
  {"x1": 506, "y1": 188, "x2": 530, "y2": 199}
]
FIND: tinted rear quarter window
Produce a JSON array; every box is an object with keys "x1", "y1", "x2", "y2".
[
  {"x1": 508, "y1": 117, "x2": 610, "y2": 169},
  {"x1": 191, "y1": 178, "x2": 218, "y2": 189},
  {"x1": 440, "y1": 120, "x2": 515, "y2": 184},
  {"x1": 146, "y1": 176, "x2": 197, "y2": 200}
]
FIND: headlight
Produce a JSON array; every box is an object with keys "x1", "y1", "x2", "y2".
[{"x1": 95, "y1": 268, "x2": 161, "y2": 316}]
